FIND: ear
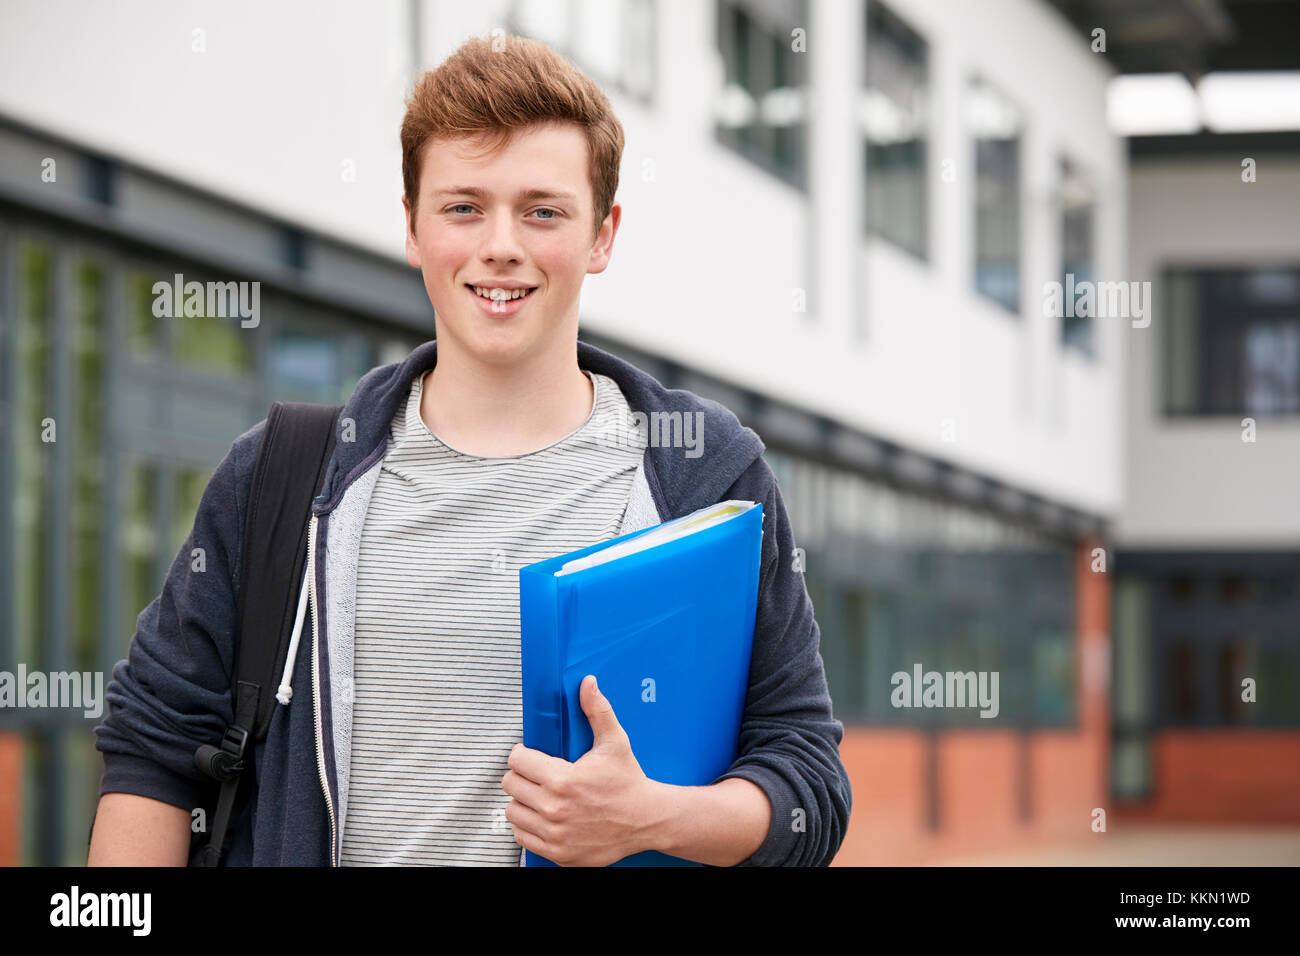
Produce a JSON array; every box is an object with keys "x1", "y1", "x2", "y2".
[
  {"x1": 403, "y1": 195, "x2": 421, "y2": 268},
  {"x1": 586, "y1": 202, "x2": 621, "y2": 276}
]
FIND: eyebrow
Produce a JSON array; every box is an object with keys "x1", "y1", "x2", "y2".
[{"x1": 433, "y1": 186, "x2": 578, "y2": 203}]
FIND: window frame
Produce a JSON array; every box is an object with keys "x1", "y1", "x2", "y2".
[
  {"x1": 1059, "y1": 156, "x2": 1098, "y2": 358},
  {"x1": 714, "y1": 0, "x2": 810, "y2": 192},
  {"x1": 968, "y1": 75, "x2": 1024, "y2": 316},
  {"x1": 862, "y1": 0, "x2": 931, "y2": 261},
  {"x1": 1160, "y1": 263, "x2": 1300, "y2": 419}
]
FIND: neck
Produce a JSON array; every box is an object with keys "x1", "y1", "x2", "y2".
[{"x1": 419, "y1": 338, "x2": 594, "y2": 457}]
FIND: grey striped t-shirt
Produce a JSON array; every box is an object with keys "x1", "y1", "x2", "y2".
[{"x1": 338, "y1": 367, "x2": 646, "y2": 865}]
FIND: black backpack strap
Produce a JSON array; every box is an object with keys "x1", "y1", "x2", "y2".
[{"x1": 191, "y1": 401, "x2": 343, "y2": 866}]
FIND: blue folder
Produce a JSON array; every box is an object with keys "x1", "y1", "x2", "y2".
[{"x1": 518, "y1": 501, "x2": 764, "y2": 866}]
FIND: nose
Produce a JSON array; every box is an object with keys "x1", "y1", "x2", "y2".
[{"x1": 479, "y1": 207, "x2": 525, "y2": 265}]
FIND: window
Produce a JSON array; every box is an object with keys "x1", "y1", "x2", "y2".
[
  {"x1": 1111, "y1": 576, "x2": 1152, "y2": 799},
  {"x1": 126, "y1": 269, "x2": 163, "y2": 359},
  {"x1": 1124, "y1": 555, "x2": 1300, "y2": 729},
  {"x1": 715, "y1": 0, "x2": 808, "y2": 189},
  {"x1": 1218, "y1": 639, "x2": 1256, "y2": 724},
  {"x1": 820, "y1": 584, "x2": 869, "y2": 722},
  {"x1": 14, "y1": 240, "x2": 53, "y2": 674},
  {"x1": 270, "y1": 310, "x2": 383, "y2": 405},
  {"x1": 863, "y1": 1, "x2": 928, "y2": 259},
  {"x1": 171, "y1": 466, "x2": 212, "y2": 560},
  {"x1": 1164, "y1": 267, "x2": 1300, "y2": 417},
  {"x1": 172, "y1": 275, "x2": 254, "y2": 377},
  {"x1": 1165, "y1": 641, "x2": 1198, "y2": 723},
  {"x1": 776, "y1": 446, "x2": 1077, "y2": 729},
  {"x1": 121, "y1": 460, "x2": 160, "y2": 660},
  {"x1": 73, "y1": 258, "x2": 107, "y2": 673},
  {"x1": 124, "y1": 265, "x2": 254, "y2": 378},
  {"x1": 271, "y1": 320, "x2": 341, "y2": 403},
  {"x1": 1060, "y1": 159, "x2": 1096, "y2": 355},
  {"x1": 1257, "y1": 647, "x2": 1300, "y2": 724},
  {"x1": 507, "y1": 0, "x2": 656, "y2": 102},
  {"x1": 968, "y1": 78, "x2": 1022, "y2": 313}
]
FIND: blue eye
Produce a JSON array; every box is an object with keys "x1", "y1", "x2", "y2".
[
  {"x1": 449, "y1": 204, "x2": 475, "y2": 215},
  {"x1": 532, "y1": 208, "x2": 558, "y2": 220}
]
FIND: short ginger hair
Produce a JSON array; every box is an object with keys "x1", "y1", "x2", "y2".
[{"x1": 400, "y1": 33, "x2": 625, "y2": 242}]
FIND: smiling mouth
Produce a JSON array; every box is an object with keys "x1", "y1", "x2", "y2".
[{"x1": 464, "y1": 284, "x2": 538, "y2": 301}]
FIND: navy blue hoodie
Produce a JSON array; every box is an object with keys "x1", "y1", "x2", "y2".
[{"x1": 93, "y1": 338, "x2": 852, "y2": 866}]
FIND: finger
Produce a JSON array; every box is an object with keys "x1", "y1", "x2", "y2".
[
  {"x1": 501, "y1": 769, "x2": 552, "y2": 814},
  {"x1": 580, "y1": 675, "x2": 626, "y2": 745},
  {"x1": 508, "y1": 742, "x2": 570, "y2": 785},
  {"x1": 511, "y1": 823, "x2": 554, "y2": 861},
  {"x1": 505, "y1": 798, "x2": 554, "y2": 841}
]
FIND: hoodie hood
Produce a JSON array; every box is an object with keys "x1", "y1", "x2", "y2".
[{"x1": 312, "y1": 337, "x2": 768, "y2": 522}]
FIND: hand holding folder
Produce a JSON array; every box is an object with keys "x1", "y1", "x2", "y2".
[{"x1": 518, "y1": 500, "x2": 764, "y2": 866}]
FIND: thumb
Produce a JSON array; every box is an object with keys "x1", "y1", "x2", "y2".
[{"x1": 581, "y1": 675, "x2": 625, "y2": 745}]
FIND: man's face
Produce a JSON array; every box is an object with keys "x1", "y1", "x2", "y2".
[{"x1": 403, "y1": 121, "x2": 620, "y2": 369}]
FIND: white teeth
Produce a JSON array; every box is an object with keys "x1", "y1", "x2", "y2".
[{"x1": 472, "y1": 286, "x2": 533, "y2": 301}]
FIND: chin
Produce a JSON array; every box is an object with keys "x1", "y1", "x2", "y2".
[{"x1": 455, "y1": 319, "x2": 542, "y2": 366}]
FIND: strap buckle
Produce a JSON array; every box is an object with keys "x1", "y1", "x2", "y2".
[
  {"x1": 220, "y1": 724, "x2": 249, "y2": 760},
  {"x1": 194, "y1": 725, "x2": 249, "y2": 782}
]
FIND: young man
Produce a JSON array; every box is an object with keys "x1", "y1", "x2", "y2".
[{"x1": 89, "y1": 35, "x2": 851, "y2": 866}]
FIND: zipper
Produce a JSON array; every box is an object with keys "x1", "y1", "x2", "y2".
[{"x1": 308, "y1": 513, "x2": 338, "y2": 866}]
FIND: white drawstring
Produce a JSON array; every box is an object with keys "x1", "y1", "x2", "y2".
[{"x1": 276, "y1": 560, "x2": 311, "y2": 705}]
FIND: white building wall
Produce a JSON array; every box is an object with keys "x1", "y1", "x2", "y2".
[
  {"x1": 1117, "y1": 157, "x2": 1300, "y2": 548},
  {"x1": 0, "y1": 0, "x2": 1125, "y2": 518}
]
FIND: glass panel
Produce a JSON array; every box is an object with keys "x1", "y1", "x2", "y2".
[
  {"x1": 974, "y1": 138, "x2": 1020, "y2": 312},
  {"x1": 1032, "y1": 632, "x2": 1073, "y2": 723},
  {"x1": 171, "y1": 275, "x2": 254, "y2": 376},
  {"x1": 970, "y1": 79, "x2": 1022, "y2": 313},
  {"x1": 1061, "y1": 159, "x2": 1095, "y2": 355},
  {"x1": 63, "y1": 732, "x2": 99, "y2": 866},
  {"x1": 1217, "y1": 639, "x2": 1256, "y2": 725},
  {"x1": 864, "y1": 1, "x2": 928, "y2": 258},
  {"x1": 1111, "y1": 737, "x2": 1150, "y2": 800},
  {"x1": 270, "y1": 320, "x2": 341, "y2": 403},
  {"x1": 866, "y1": 140, "x2": 926, "y2": 256},
  {"x1": 127, "y1": 264, "x2": 255, "y2": 374},
  {"x1": 863, "y1": 591, "x2": 899, "y2": 720},
  {"x1": 121, "y1": 460, "x2": 160, "y2": 660},
  {"x1": 1113, "y1": 576, "x2": 1150, "y2": 726},
  {"x1": 20, "y1": 733, "x2": 42, "y2": 865},
  {"x1": 340, "y1": 335, "x2": 380, "y2": 404},
  {"x1": 1164, "y1": 271, "x2": 1199, "y2": 413},
  {"x1": 768, "y1": 30, "x2": 802, "y2": 175},
  {"x1": 817, "y1": 583, "x2": 865, "y2": 723},
  {"x1": 1164, "y1": 266, "x2": 1300, "y2": 417},
  {"x1": 171, "y1": 466, "x2": 212, "y2": 561},
  {"x1": 1257, "y1": 647, "x2": 1300, "y2": 724},
  {"x1": 72, "y1": 258, "x2": 107, "y2": 674},
  {"x1": 715, "y1": 0, "x2": 806, "y2": 188},
  {"x1": 15, "y1": 240, "x2": 52, "y2": 673},
  {"x1": 125, "y1": 268, "x2": 163, "y2": 359},
  {"x1": 842, "y1": 588, "x2": 867, "y2": 723},
  {"x1": 721, "y1": 3, "x2": 756, "y2": 153},
  {"x1": 1166, "y1": 641, "x2": 1197, "y2": 723},
  {"x1": 1243, "y1": 320, "x2": 1300, "y2": 415}
]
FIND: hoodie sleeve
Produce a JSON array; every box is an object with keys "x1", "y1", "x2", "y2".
[
  {"x1": 710, "y1": 454, "x2": 853, "y2": 866},
  {"x1": 92, "y1": 419, "x2": 266, "y2": 812}
]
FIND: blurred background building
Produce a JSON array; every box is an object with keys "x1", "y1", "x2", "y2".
[{"x1": 0, "y1": 0, "x2": 1295, "y2": 865}]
